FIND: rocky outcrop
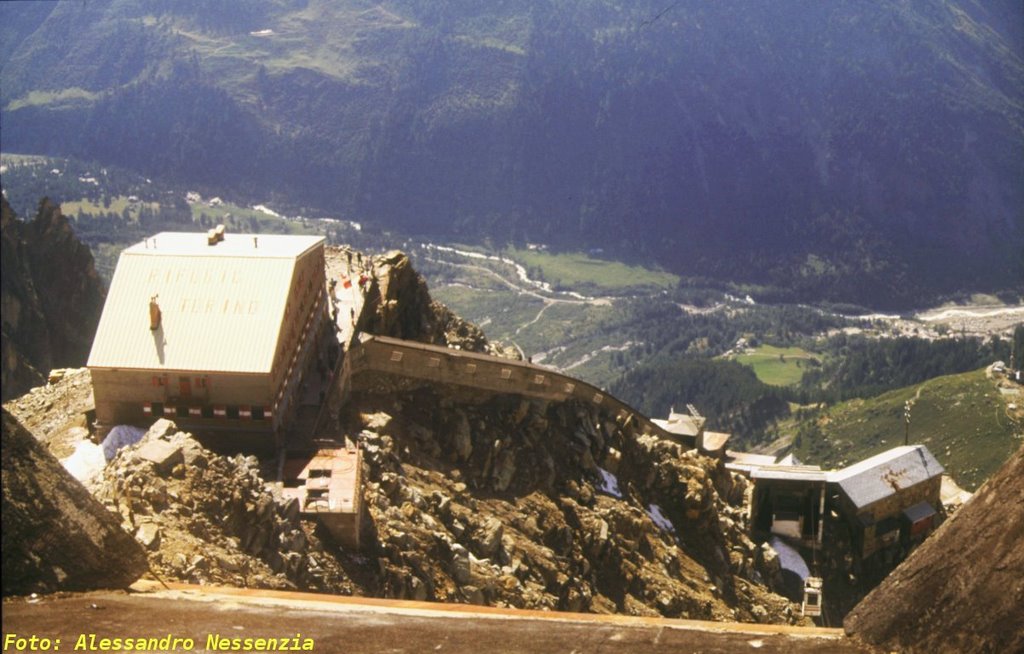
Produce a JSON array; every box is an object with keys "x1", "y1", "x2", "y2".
[
  {"x1": 356, "y1": 249, "x2": 518, "y2": 359},
  {"x1": 346, "y1": 387, "x2": 799, "y2": 622},
  {"x1": 2, "y1": 242, "x2": 794, "y2": 623},
  {"x1": 1, "y1": 408, "x2": 148, "y2": 595},
  {"x1": 844, "y1": 444, "x2": 1024, "y2": 654},
  {"x1": 1, "y1": 196, "x2": 105, "y2": 400},
  {"x1": 3, "y1": 367, "x2": 95, "y2": 459},
  {"x1": 90, "y1": 420, "x2": 359, "y2": 594}
]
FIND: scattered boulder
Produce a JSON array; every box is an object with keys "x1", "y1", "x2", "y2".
[{"x1": 90, "y1": 423, "x2": 357, "y2": 594}]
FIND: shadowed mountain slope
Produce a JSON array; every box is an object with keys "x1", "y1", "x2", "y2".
[{"x1": 2, "y1": 0, "x2": 1022, "y2": 306}]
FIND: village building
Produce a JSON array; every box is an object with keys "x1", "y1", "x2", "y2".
[
  {"x1": 651, "y1": 405, "x2": 730, "y2": 456},
  {"x1": 726, "y1": 451, "x2": 803, "y2": 477},
  {"x1": 87, "y1": 230, "x2": 328, "y2": 449},
  {"x1": 652, "y1": 406, "x2": 705, "y2": 443}
]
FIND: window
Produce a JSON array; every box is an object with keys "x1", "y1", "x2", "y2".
[
  {"x1": 201, "y1": 405, "x2": 214, "y2": 419},
  {"x1": 151, "y1": 402, "x2": 164, "y2": 416},
  {"x1": 252, "y1": 406, "x2": 266, "y2": 421},
  {"x1": 226, "y1": 406, "x2": 240, "y2": 420},
  {"x1": 176, "y1": 406, "x2": 189, "y2": 418}
]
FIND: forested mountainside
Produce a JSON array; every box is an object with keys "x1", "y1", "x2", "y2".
[{"x1": 2, "y1": 0, "x2": 1022, "y2": 307}]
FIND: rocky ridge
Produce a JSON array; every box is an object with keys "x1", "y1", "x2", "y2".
[
  {"x1": 1, "y1": 196, "x2": 105, "y2": 400},
  {"x1": 345, "y1": 385, "x2": 799, "y2": 621},
  {"x1": 3, "y1": 367, "x2": 95, "y2": 459},
  {"x1": 3, "y1": 245, "x2": 799, "y2": 624},
  {"x1": 345, "y1": 247, "x2": 519, "y2": 359}
]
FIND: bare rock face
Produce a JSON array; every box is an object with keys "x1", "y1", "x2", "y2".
[
  {"x1": 844, "y1": 445, "x2": 1024, "y2": 654},
  {"x1": 1, "y1": 409, "x2": 148, "y2": 595},
  {"x1": 348, "y1": 387, "x2": 799, "y2": 623},
  {"x1": 3, "y1": 367, "x2": 95, "y2": 459},
  {"x1": 1, "y1": 196, "x2": 105, "y2": 400},
  {"x1": 358, "y1": 249, "x2": 519, "y2": 359}
]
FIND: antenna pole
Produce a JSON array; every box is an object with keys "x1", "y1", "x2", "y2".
[{"x1": 904, "y1": 400, "x2": 912, "y2": 446}]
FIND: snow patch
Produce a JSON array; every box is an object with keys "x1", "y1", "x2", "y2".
[
  {"x1": 597, "y1": 467, "x2": 623, "y2": 498},
  {"x1": 647, "y1": 503, "x2": 676, "y2": 533},
  {"x1": 61, "y1": 440, "x2": 106, "y2": 484},
  {"x1": 725, "y1": 293, "x2": 756, "y2": 305},
  {"x1": 769, "y1": 536, "x2": 810, "y2": 581},
  {"x1": 102, "y1": 425, "x2": 146, "y2": 461}
]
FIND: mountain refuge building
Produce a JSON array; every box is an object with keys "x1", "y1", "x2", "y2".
[{"x1": 87, "y1": 231, "x2": 328, "y2": 448}]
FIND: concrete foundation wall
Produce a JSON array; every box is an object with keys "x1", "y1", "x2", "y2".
[{"x1": 92, "y1": 369, "x2": 273, "y2": 424}]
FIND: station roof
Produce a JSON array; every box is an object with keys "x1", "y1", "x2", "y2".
[
  {"x1": 827, "y1": 445, "x2": 944, "y2": 510},
  {"x1": 701, "y1": 430, "x2": 731, "y2": 452},
  {"x1": 88, "y1": 232, "x2": 324, "y2": 374},
  {"x1": 751, "y1": 465, "x2": 827, "y2": 482}
]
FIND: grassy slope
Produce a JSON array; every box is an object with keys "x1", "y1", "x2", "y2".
[
  {"x1": 794, "y1": 368, "x2": 1022, "y2": 490},
  {"x1": 506, "y1": 247, "x2": 679, "y2": 293},
  {"x1": 61, "y1": 196, "x2": 161, "y2": 221},
  {"x1": 732, "y1": 345, "x2": 817, "y2": 386}
]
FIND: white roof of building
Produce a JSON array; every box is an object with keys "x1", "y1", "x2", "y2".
[
  {"x1": 751, "y1": 464, "x2": 827, "y2": 482},
  {"x1": 88, "y1": 232, "x2": 324, "y2": 374},
  {"x1": 827, "y1": 445, "x2": 944, "y2": 510},
  {"x1": 653, "y1": 409, "x2": 705, "y2": 437}
]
